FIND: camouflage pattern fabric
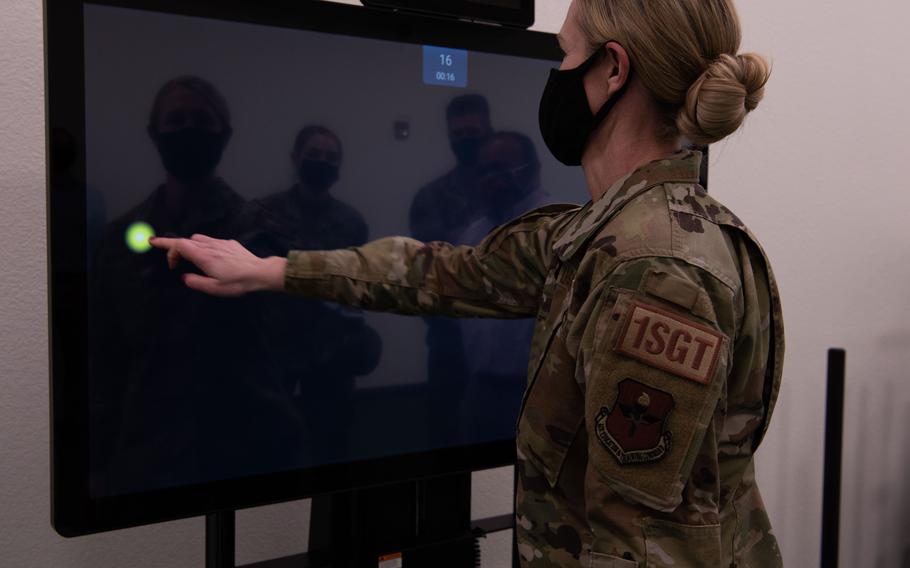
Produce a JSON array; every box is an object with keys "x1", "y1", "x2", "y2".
[{"x1": 285, "y1": 150, "x2": 784, "y2": 567}]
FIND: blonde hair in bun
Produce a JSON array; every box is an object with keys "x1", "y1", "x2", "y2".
[
  {"x1": 576, "y1": 0, "x2": 770, "y2": 145},
  {"x1": 678, "y1": 53, "x2": 770, "y2": 145}
]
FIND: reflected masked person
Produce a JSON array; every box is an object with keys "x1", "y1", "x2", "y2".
[
  {"x1": 90, "y1": 76, "x2": 306, "y2": 495},
  {"x1": 408, "y1": 94, "x2": 493, "y2": 447},
  {"x1": 409, "y1": 94, "x2": 493, "y2": 245},
  {"x1": 457, "y1": 133, "x2": 550, "y2": 443},
  {"x1": 258, "y1": 125, "x2": 367, "y2": 249},
  {"x1": 460, "y1": 132, "x2": 550, "y2": 243},
  {"x1": 253, "y1": 125, "x2": 380, "y2": 464}
]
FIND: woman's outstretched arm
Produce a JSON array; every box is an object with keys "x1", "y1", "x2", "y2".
[{"x1": 150, "y1": 204, "x2": 579, "y2": 319}]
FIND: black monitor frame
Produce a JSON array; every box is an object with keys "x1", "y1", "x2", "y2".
[
  {"x1": 46, "y1": 0, "x2": 561, "y2": 538},
  {"x1": 361, "y1": 0, "x2": 535, "y2": 29}
]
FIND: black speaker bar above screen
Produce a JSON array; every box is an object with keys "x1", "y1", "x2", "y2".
[{"x1": 362, "y1": 0, "x2": 535, "y2": 29}]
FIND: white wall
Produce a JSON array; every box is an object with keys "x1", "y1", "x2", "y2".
[
  {"x1": 2, "y1": 0, "x2": 908, "y2": 566},
  {"x1": 716, "y1": 2, "x2": 910, "y2": 566}
]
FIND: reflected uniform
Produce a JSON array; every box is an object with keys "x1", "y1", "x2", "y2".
[
  {"x1": 283, "y1": 151, "x2": 784, "y2": 568},
  {"x1": 91, "y1": 180, "x2": 307, "y2": 493}
]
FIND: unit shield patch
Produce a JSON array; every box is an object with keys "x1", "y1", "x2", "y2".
[{"x1": 594, "y1": 379, "x2": 674, "y2": 465}]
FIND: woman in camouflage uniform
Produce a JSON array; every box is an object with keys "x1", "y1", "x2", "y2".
[{"x1": 152, "y1": 1, "x2": 782, "y2": 566}]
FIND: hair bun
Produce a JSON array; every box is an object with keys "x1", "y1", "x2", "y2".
[{"x1": 677, "y1": 53, "x2": 771, "y2": 145}]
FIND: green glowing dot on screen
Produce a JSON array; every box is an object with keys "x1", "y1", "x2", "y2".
[{"x1": 125, "y1": 222, "x2": 156, "y2": 254}]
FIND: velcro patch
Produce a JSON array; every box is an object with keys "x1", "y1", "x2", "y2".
[
  {"x1": 595, "y1": 379, "x2": 674, "y2": 465},
  {"x1": 614, "y1": 300, "x2": 722, "y2": 385}
]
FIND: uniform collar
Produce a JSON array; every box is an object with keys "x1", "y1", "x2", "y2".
[{"x1": 553, "y1": 150, "x2": 703, "y2": 261}]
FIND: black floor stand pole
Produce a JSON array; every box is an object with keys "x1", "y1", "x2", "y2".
[
  {"x1": 207, "y1": 510, "x2": 236, "y2": 568},
  {"x1": 821, "y1": 349, "x2": 845, "y2": 568}
]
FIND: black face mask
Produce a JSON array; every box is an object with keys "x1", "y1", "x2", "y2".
[
  {"x1": 297, "y1": 159, "x2": 339, "y2": 192},
  {"x1": 154, "y1": 128, "x2": 228, "y2": 182},
  {"x1": 538, "y1": 48, "x2": 630, "y2": 166},
  {"x1": 450, "y1": 136, "x2": 489, "y2": 167}
]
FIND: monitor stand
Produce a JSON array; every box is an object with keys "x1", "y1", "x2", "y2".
[
  {"x1": 204, "y1": 472, "x2": 515, "y2": 567},
  {"x1": 308, "y1": 472, "x2": 475, "y2": 568}
]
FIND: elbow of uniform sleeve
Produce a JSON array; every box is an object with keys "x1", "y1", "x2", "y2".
[
  {"x1": 281, "y1": 235, "x2": 546, "y2": 317},
  {"x1": 281, "y1": 238, "x2": 441, "y2": 313}
]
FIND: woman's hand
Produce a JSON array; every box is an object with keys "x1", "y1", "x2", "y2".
[{"x1": 149, "y1": 234, "x2": 287, "y2": 297}]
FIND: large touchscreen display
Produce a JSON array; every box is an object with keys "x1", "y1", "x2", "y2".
[{"x1": 81, "y1": 4, "x2": 585, "y2": 497}]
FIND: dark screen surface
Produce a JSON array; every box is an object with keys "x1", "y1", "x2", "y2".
[
  {"x1": 468, "y1": 0, "x2": 522, "y2": 7},
  {"x1": 49, "y1": 0, "x2": 584, "y2": 535}
]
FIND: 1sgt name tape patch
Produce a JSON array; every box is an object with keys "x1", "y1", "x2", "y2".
[{"x1": 615, "y1": 300, "x2": 722, "y2": 385}]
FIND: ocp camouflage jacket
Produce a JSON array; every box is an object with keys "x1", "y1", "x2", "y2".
[{"x1": 284, "y1": 150, "x2": 785, "y2": 568}]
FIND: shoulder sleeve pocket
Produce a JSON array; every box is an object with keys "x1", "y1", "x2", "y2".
[{"x1": 586, "y1": 289, "x2": 729, "y2": 511}]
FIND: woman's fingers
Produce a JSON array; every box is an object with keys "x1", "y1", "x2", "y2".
[
  {"x1": 148, "y1": 237, "x2": 184, "y2": 269},
  {"x1": 149, "y1": 234, "x2": 255, "y2": 297},
  {"x1": 167, "y1": 240, "x2": 186, "y2": 269},
  {"x1": 183, "y1": 273, "x2": 229, "y2": 296},
  {"x1": 148, "y1": 236, "x2": 176, "y2": 250},
  {"x1": 190, "y1": 233, "x2": 218, "y2": 244},
  {"x1": 174, "y1": 239, "x2": 211, "y2": 270},
  {"x1": 148, "y1": 236, "x2": 206, "y2": 270}
]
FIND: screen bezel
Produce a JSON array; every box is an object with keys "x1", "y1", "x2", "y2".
[
  {"x1": 46, "y1": 0, "x2": 561, "y2": 537},
  {"x1": 361, "y1": 0, "x2": 535, "y2": 29}
]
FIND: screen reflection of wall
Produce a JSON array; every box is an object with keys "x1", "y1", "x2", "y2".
[{"x1": 84, "y1": 4, "x2": 587, "y2": 497}]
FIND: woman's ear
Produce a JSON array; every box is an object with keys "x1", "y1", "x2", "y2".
[
  {"x1": 583, "y1": 42, "x2": 631, "y2": 114},
  {"x1": 603, "y1": 41, "x2": 631, "y2": 96}
]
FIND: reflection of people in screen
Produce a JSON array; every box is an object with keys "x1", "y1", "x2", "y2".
[
  {"x1": 456, "y1": 132, "x2": 550, "y2": 441},
  {"x1": 259, "y1": 125, "x2": 368, "y2": 249},
  {"x1": 254, "y1": 125, "x2": 381, "y2": 463},
  {"x1": 409, "y1": 94, "x2": 492, "y2": 245},
  {"x1": 459, "y1": 131, "x2": 550, "y2": 244},
  {"x1": 90, "y1": 75, "x2": 306, "y2": 494},
  {"x1": 409, "y1": 94, "x2": 493, "y2": 447}
]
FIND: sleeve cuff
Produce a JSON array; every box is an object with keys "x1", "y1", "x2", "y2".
[{"x1": 283, "y1": 250, "x2": 328, "y2": 295}]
